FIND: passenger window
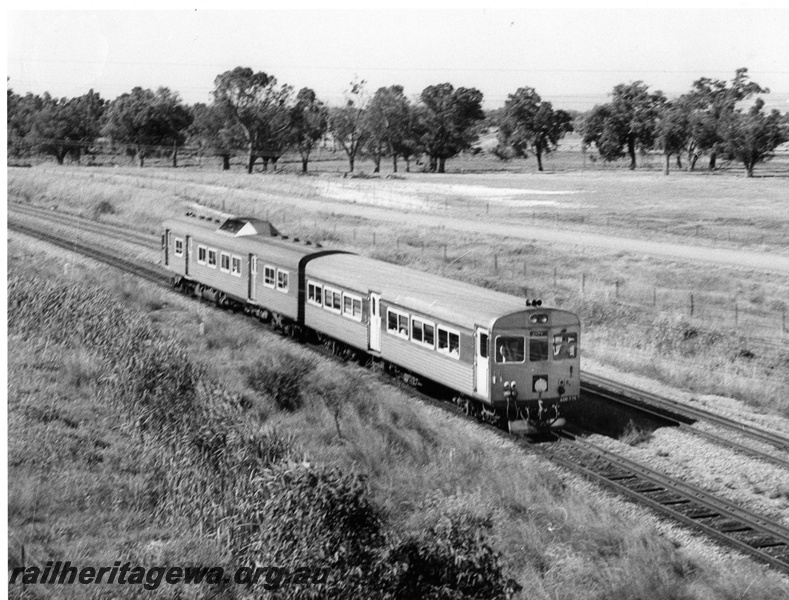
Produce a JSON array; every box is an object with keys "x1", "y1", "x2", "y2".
[
  {"x1": 197, "y1": 246, "x2": 207, "y2": 265},
  {"x1": 496, "y1": 336, "x2": 525, "y2": 363},
  {"x1": 342, "y1": 294, "x2": 362, "y2": 321},
  {"x1": 529, "y1": 331, "x2": 549, "y2": 362},
  {"x1": 264, "y1": 266, "x2": 276, "y2": 287},
  {"x1": 277, "y1": 270, "x2": 289, "y2": 292},
  {"x1": 553, "y1": 332, "x2": 578, "y2": 359},
  {"x1": 437, "y1": 326, "x2": 460, "y2": 358},
  {"x1": 231, "y1": 256, "x2": 242, "y2": 276},
  {"x1": 207, "y1": 249, "x2": 217, "y2": 268},
  {"x1": 308, "y1": 282, "x2": 323, "y2": 306},
  {"x1": 387, "y1": 309, "x2": 409, "y2": 338},
  {"x1": 411, "y1": 318, "x2": 435, "y2": 349},
  {"x1": 174, "y1": 238, "x2": 184, "y2": 257}
]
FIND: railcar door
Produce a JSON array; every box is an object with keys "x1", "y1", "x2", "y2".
[
  {"x1": 184, "y1": 236, "x2": 191, "y2": 276},
  {"x1": 369, "y1": 292, "x2": 382, "y2": 352},
  {"x1": 248, "y1": 254, "x2": 257, "y2": 301},
  {"x1": 475, "y1": 327, "x2": 490, "y2": 398}
]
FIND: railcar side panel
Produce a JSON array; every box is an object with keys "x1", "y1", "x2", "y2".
[
  {"x1": 254, "y1": 278, "x2": 298, "y2": 320},
  {"x1": 379, "y1": 332, "x2": 474, "y2": 396},
  {"x1": 188, "y1": 237, "x2": 248, "y2": 300},
  {"x1": 304, "y1": 303, "x2": 369, "y2": 350}
]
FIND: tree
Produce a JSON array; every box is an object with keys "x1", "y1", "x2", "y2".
[
  {"x1": 364, "y1": 85, "x2": 412, "y2": 173},
  {"x1": 290, "y1": 88, "x2": 328, "y2": 173},
  {"x1": 30, "y1": 90, "x2": 106, "y2": 164},
  {"x1": 656, "y1": 99, "x2": 691, "y2": 175},
  {"x1": 685, "y1": 68, "x2": 768, "y2": 170},
  {"x1": 582, "y1": 81, "x2": 665, "y2": 169},
  {"x1": 213, "y1": 67, "x2": 293, "y2": 174},
  {"x1": 721, "y1": 98, "x2": 789, "y2": 177},
  {"x1": 102, "y1": 87, "x2": 192, "y2": 167},
  {"x1": 329, "y1": 78, "x2": 370, "y2": 173},
  {"x1": 418, "y1": 83, "x2": 485, "y2": 173},
  {"x1": 497, "y1": 87, "x2": 573, "y2": 171},
  {"x1": 390, "y1": 106, "x2": 425, "y2": 173},
  {"x1": 7, "y1": 89, "x2": 41, "y2": 158},
  {"x1": 187, "y1": 102, "x2": 246, "y2": 170}
]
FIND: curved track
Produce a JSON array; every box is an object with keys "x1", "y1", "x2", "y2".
[
  {"x1": 543, "y1": 433, "x2": 789, "y2": 572},
  {"x1": 8, "y1": 204, "x2": 789, "y2": 575},
  {"x1": 582, "y1": 374, "x2": 789, "y2": 469}
]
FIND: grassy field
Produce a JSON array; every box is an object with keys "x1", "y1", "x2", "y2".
[
  {"x1": 8, "y1": 159, "x2": 789, "y2": 417},
  {"x1": 9, "y1": 234, "x2": 789, "y2": 599}
]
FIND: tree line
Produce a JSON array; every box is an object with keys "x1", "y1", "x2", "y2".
[{"x1": 7, "y1": 67, "x2": 788, "y2": 176}]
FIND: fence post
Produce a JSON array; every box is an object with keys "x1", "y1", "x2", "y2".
[
  {"x1": 690, "y1": 293, "x2": 694, "y2": 317},
  {"x1": 373, "y1": 231, "x2": 376, "y2": 246},
  {"x1": 494, "y1": 253, "x2": 498, "y2": 273},
  {"x1": 615, "y1": 280, "x2": 619, "y2": 299},
  {"x1": 443, "y1": 245, "x2": 447, "y2": 263},
  {"x1": 581, "y1": 273, "x2": 586, "y2": 295},
  {"x1": 653, "y1": 287, "x2": 657, "y2": 306},
  {"x1": 783, "y1": 308, "x2": 786, "y2": 335},
  {"x1": 553, "y1": 267, "x2": 557, "y2": 287},
  {"x1": 734, "y1": 300, "x2": 738, "y2": 329}
]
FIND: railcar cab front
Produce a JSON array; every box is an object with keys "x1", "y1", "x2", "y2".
[{"x1": 489, "y1": 309, "x2": 580, "y2": 434}]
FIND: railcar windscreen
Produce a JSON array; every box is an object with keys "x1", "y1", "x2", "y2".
[
  {"x1": 496, "y1": 336, "x2": 525, "y2": 363},
  {"x1": 552, "y1": 332, "x2": 577, "y2": 359},
  {"x1": 529, "y1": 331, "x2": 549, "y2": 362}
]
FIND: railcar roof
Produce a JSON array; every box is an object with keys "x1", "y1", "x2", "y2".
[
  {"x1": 307, "y1": 253, "x2": 530, "y2": 330},
  {"x1": 163, "y1": 216, "x2": 325, "y2": 264}
]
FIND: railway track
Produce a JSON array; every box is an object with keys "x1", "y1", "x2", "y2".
[
  {"x1": 582, "y1": 374, "x2": 789, "y2": 469},
  {"x1": 9, "y1": 206, "x2": 789, "y2": 575},
  {"x1": 541, "y1": 433, "x2": 789, "y2": 573},
  {"x1": 8, "y1": 218, "x2": 168, "y2": 286},
  {"x1": 9, "y1": 202, "x2": 161, "y2": 250}
]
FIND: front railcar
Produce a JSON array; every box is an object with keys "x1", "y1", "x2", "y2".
[{"x1": 490, "y1": 309, "x2": 580, "y2": 434}]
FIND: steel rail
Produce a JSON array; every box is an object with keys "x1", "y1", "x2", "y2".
[
  {"x1": 581, "y1": 383, "x2": 789, "y2": 471},
  {"x1": 8, "y1": 219, "x2": 168, "y2": 286},
  {"x1": 9, "y1": 202, "x2": 160, "y2": 250},
  {"x1": 543, "y1": 433, "x2": 789, "y2": 573},
  {"x1": 583, "y1": 373, "x2": 789, "y2": 454}
]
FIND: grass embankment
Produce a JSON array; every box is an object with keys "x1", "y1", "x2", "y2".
[
  {"x1": 8, "y1": 166, "x2": 789, "y2": 416},
  {"x1": 8, "y1": 238, "x2": 789, "y2": 599}
]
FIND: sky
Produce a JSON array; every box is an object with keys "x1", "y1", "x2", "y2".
[{"x1": 6, "y1": 7, "x2": 789, "y2": 112}]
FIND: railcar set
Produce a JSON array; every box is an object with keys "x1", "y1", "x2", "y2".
[{"x1": 163, "y1": 213, "x2": 581, "y2": 434}]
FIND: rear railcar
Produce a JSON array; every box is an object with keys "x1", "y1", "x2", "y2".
[{"x1": 162, "y1": 215, "x2": 336, "y2": 332}]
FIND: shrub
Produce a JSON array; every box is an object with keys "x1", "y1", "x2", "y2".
[
  {"x1": 383, "y1": 511, "x2": 521, "y2": 600},
  {"x1": 238, "y1": 463, "x2": 385, "y2": 598},
  {"x1": 243, "y1": 353, "x2": 315, "y2": 411}
]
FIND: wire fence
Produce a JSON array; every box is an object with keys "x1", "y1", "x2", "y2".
[{"x1": 299, "y1": 225, "x2": 789, "y2": 350}]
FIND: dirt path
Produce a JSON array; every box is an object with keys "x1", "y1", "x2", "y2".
[{"x1": 290, "y1": 197, "x2": 789, "y2": 276}]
